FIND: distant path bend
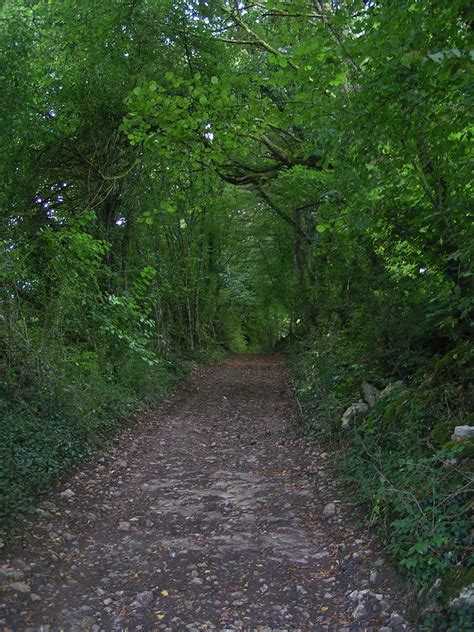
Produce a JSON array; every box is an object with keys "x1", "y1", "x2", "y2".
[{"x1": 1, "y1": 354, "x2": 413, "y2": 631}]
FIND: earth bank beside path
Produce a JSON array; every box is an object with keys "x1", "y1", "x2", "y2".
[{"x1": 0, "y1": 354, "x2": 413, "y2": 631}]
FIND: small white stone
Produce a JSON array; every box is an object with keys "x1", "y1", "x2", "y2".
[
  {"x1": 117, "y1": 521, "x2": 130, "y2": 532},
  {"x1": 452, "y1": 425, "x2": 474, "y2": 441},
  {"x1": 353, "y1": 602, "x2": 367, "y2": 618},
  {"x1": 191, "y1": 577, "x2": 203, "y2": 585},
  {"x1": 10, "y1": 582, "x2": 31, "y2": 593},
  {"x1": 390, "y1": 612, "x2": 404, "y2": 625},
  {"x1": 135, "y1": 591, "x2": 153, "y2": 606},
  {"x1": 348, "y1": 590, "x2": 361, "y2": 603},
  {"x1": 323, "y1": 502, "x2": 336, "y2": 516}
]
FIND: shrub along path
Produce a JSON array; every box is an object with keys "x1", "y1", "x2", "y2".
[{"x1": 1, "y1": 355, "x2": 414, "y2": 631}]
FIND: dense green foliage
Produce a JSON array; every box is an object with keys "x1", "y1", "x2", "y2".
[
  {"x1": 1, "y1": 0, "x2": 472, "y2": 626},
  {"x1": 290, "y1": 335, "x2": 473, "y2": 628}
]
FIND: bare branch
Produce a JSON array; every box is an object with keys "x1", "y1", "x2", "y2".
[
  {"x1": 256, "y1": 186, "x2": 312, "y2": 243},
  {"x1": 251, "y1": 133, "x2": 292, "y2": 165},
  {"x1": 222, "y1": 5, "x2": 299, "y2": 71}
]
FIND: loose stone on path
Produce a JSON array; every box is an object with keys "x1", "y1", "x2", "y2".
[{"x1": 0, "y1": 354, "x2": 414, "y2": 631}]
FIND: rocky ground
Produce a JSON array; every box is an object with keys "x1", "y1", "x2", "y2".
[{"x1": 0, "y1": 354, "x2": 415, "y2": 631}]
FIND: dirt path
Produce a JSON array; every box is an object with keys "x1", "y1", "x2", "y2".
[{"x1": 1, "y1": 354, "x2": 413, "y2": 631}]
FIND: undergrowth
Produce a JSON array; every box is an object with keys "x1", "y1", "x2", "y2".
[
  {"x1": 288, "y1": 333, "x2": 473, "y2": 631},
  {"x1": 0, "y1": 347, "x2": 205, "y2": 537}
]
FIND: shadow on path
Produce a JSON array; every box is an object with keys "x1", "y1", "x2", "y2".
[{"x1": 0, "y1": 354, "x2": 413, "y2": 631}]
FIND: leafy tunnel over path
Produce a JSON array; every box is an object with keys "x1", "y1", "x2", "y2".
[{"x1": 0, "y1": 1, "x2": 472, "y2": 629}]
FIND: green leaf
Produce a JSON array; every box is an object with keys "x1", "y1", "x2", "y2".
[
  {"x1": 329, "y1": 69, "x2": 348, "y2": 87},
  {"x1": 428, "y1": 52, "x2": 444, "y2": 63}
]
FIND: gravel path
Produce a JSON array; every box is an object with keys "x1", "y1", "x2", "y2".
[{"x1": 1, "y1": 354, "x2": 414, "y2": 631}]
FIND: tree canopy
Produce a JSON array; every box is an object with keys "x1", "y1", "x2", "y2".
[{"x1": 0, "y1": 1, "x2": 473, "y2": 625}]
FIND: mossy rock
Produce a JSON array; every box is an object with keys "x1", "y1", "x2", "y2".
[{"x1": 442, "y1": 565, "x2": 474, "y2": 604}]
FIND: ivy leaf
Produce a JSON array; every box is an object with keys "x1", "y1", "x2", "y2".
[{"x1": 428, "y1": 51, "x2": 444, "y2": 63}]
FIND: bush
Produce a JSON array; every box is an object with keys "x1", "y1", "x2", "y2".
[
  {"x1": 0, "y1": 344, "x2": 182, "y2": 535},
  {"x1": 288, "y1": 336, "x2": 473, "y2": 629}
]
